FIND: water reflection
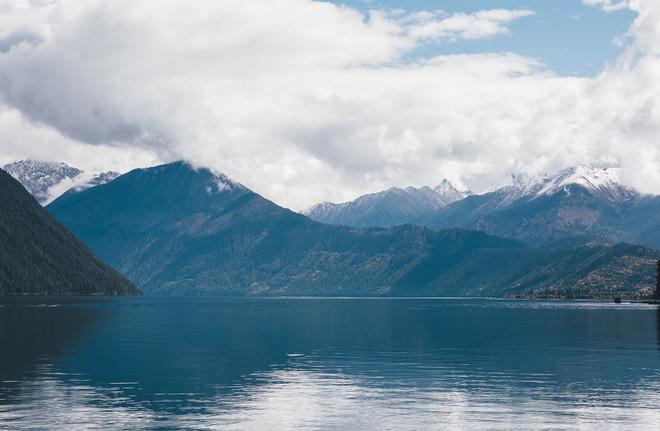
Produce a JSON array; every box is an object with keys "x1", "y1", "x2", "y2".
[
  {"x1": 1, "y1": 298, "x2": 660, "y2": 430},
  {"x1": 0, "y1": 297, "x2": 102, "y2": 404},
  {"x1": 657, "y1": 306, "x2": 660, "y2": 350}
]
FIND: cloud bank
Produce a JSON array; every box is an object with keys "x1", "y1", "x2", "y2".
[{"x1": 0, "y1": 0, "x2": 658, "y2": 209}]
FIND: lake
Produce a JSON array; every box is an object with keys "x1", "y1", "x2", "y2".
[{"x1": 1, "y1": 297, "x2": 659, "y2": 430}]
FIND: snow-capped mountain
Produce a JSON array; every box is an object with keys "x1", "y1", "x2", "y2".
[
  {"x1": 434, "y1": 179, "x2": 472, "y2": 204},
  {"x1": 305, "y1": 180, "x2": 471, "y2": 228},
  {"x1": 46, "y1": 160, "x2": 656, "y2": 297},
  {"x1": 3, "y1": 160, "x2": 82, "y2": 204},
  {"x1": 2, "y1": 160, "x2": 120, "y2": 204},
  {"x1": 421, "y1": 164, "x2": 659, "y2": 248},
  {"x1": 498, "y1": 164, "x2": 638, "y2": 203},
  {"x1": 51, "y1": 170, "x2": 122, "y2": 201}
]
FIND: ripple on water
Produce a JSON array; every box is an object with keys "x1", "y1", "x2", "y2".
[{"x1": 1, "y1": 297, "x2": 659, "y2": 430}]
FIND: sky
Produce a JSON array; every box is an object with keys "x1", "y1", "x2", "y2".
[
  {"x1": 0, "y1": 0, "x2": 658, "y2": 210},
  {"x1": 332, "y1": 0, "x2": 636, "y2": 76}
]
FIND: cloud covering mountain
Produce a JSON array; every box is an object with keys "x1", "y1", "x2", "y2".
[
  {"x1": 0, "y1": 0, "x2": 659, "y2": 209},
  {"x1": 46, "y1": 162, "x2": 659, "y2": 297},
  {"x1": 3, "y1": 160, "x2": 120, "y2": 204}
]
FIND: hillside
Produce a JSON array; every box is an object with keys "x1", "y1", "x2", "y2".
[
  {"x1": 47, "y1": 162, "x2": 658, "y2": 297},
  {"x1": 0, "y1": 168, "x2": 140, "y2": 296}
]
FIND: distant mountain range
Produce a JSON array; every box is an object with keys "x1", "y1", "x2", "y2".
[
  {"x1": 0, "y1": 168, "x2": 139, "y2": 296},
  {"x1": 305, "y1": 179, "x2": 470, "y2": 228},
  {"x1": 419, "y1": 165, "x2": 660, "y2": 248},
  {"x1": 306, "y1": 164, "x2": 660, "y2": 248},
  {"x1": 3, "y1": 160, "x2": 119, "y2": 204},
  {"x1": 47, "y1": 162, "x2": 658, "y2": 297}
]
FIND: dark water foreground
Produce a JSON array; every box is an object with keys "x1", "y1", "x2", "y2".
[{"x1": 1, "y1": 297, "x2": 659, "y2": 430}]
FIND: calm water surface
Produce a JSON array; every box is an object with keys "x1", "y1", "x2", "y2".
[{"x1": 1, "y1": 297, "x2": 659, "y2": 430}]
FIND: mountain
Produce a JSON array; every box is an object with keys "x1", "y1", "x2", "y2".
[
  {"x1": 3, "y1": 160, "x2": 82, "y2": 204},
  {"x1": 2, "y1": 160, "x2": 119, "y2": 204},
  {"x1": 420, "y1": 165, "x2": 660, "y2": 248},
  {"x1": 0, "y1": 168, "x2": 140, "y2": 296},
  {"x1": 305, "y1": 179, "x2": 470, "y2": 228},
  {"x1": 54, "y1": 171, "x2": 121, "y2": 200},
  {"x1": 47, "y1": 162, "x2": 658, "y2": 297},
  {"x1": 435, "y1": 179, "x2": 472, "y2": 204}
]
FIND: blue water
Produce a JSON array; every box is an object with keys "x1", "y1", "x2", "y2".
[{"x1": 1, "y1": 298, "x2": 659, "y2": 430}]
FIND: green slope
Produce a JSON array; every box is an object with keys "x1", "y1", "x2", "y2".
[
  {"x1": 0, "y1": 169, "x2": 140, "y2": 296},
  {"x1": 48, "y1": 162, "x2": 658, "y2": 297}
]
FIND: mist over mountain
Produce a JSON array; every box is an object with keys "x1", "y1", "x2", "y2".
[
  {"x1": 2, "y1": 160, "x2": 119, "y2": 205},
  {"x1": 0, "y1": 168, "x2": 139, "y2": 296},
  {"x1": 305, "y1": 180, "x2": 470, "y2": 228},
  {"x1": 47, "y1": 162, "x2": 658, "y2": 297},
  {"x1": 419, "y1": 165, "x2": 660, "y2": 248},
  {"x1": 3, "y1": 160, "x2": 81, "y2": 204}
]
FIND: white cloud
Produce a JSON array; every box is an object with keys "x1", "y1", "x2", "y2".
[
  {"x1": 404, "y1": 9, "x2": 534, "y2": 43},
  {"x1": 583, "y1": 0, "x2": 630, "y2": 12},
  {"x1": 0, "y1": 0, "x2": 658, "y2": 210},
  {"x1": 0, "y1": 105, "x2": 160, "y2": 174}
]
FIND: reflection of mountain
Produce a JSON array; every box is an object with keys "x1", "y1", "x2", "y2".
[
  {"x1": 0, "y1": 298, "x2": 102, "y2": 404},
  {"x1": 43, "y1": 300, "x2": 660, "y2": 406},
  {"x1": 3, "y1": 299, "x2": 660, "y2": 428}
]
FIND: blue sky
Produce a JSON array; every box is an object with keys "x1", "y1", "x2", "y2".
[{"x1": 328, "y1": 0, "x2": 636, "y2": 76}]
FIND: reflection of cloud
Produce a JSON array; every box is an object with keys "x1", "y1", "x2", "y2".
[
  {"x1": 0, "y1": 372, "x2": 154, "y2": 429},
  {"x1": 168, "y1": 367, "x2": 660, "y2": 430},
  {"x1": 2, "y1": 363, "x2": 660, "y2": 429}
]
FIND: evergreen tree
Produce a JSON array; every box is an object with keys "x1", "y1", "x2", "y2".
[{"x1": 0, "y1": 168, "x2": 140, "y2": 296}]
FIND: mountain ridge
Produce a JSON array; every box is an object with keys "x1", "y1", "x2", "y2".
[
  {"x1": 47, "y1": 161, "x2": 658, "y2": 297},
  {"x1": 3, "y1": 160, "x2": 120, "y2": 204},
  {"x1": 305, "y1": 179, "x2": 470, "y2": 228},
  {"x1": 420, "y1": 165, "x2": 660, "y2": 248}
]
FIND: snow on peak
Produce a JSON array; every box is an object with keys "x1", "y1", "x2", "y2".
[
  {"x1": 434, "y1": 179, "x2": 471, "y2": 204},
  {"x1": 533, "y1": 164, "x2": 639, "y2": 201},
  {"x1": 304, "y1": 179, "x2": 472, "y2": 226},
  {"x1": 2, "y1": 160, "x2": 122, "y2": 204},
  {"x1": 502, "y1": 164, "x2": 638, "y2": 202},
  {"x1": 3, "y1": 160, "x2": 82, "y2": 204},
  {"x1": 538, "y1": 164, "x2": 612, "y2": 191},
  {"x1": 205, "y1": 170, "x2": 244, "y2": 194},
  {"x1": 303, "y1": 201, "x2": 334, "y2": 215},
  {"x1": 214, "y1": 174, "x2": 233, "y2": 192},
  {"x1": 48, "y1": 171, "x2": 121, "y2": 203}
]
